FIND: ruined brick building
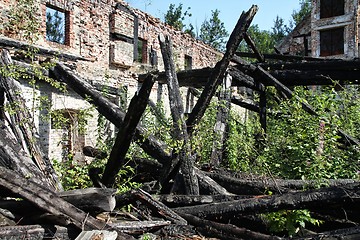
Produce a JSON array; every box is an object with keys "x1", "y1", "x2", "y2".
[
  {"x1": 278, "y1": 0, "x2": 360, "y2": 59},
  {"x1": 0, "y1": 0, "x2": 221, "y2": 162}
]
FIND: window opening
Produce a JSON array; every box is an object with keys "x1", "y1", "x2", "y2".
[
  {"x1": 46, "y1": 5, "x2": 68, "y2": 44},
  {"x1": 320, "y1": 0, "x2": 344, "y2": 19},
  {"x1": 136, "y1": 38, "x2": 148, "y2": 63},
  {"x1": 320, "y1": 27, "x2": 344, "y2": 56},
  {"x1": 185, "y1": 55, "x2": 193, "y2": 70}
]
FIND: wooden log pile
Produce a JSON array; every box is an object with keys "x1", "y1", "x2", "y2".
[{"x1": 0, "y1": 4, "x2": 359, "y2": 240}]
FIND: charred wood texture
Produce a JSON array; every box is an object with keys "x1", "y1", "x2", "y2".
[
  {"x1": 51, "y1": 63, "x2": 171, "y2": 164},
  {"x1": 116, "y1": 188, "x2": 187, "y2": 225},
  {"x1": 175, "y1": 183, "x2": 360, "y2": 220},
  {"x1": 0, "y1": 166, "x2": 107, "y2": 230},
  {"x1": 210, "y1": 74, "x2": 232, "y2": 167},
  {"x1": 0, "y1": 36, "x2": 89, "y2": 62},
  {"x1": 159, "y1": 34, "x2": 199, "y2": 195},
  {"x1": 205, "y1": 171, "x2": 360, "y2": 195},
  {"x1": 0, "y1": 225, "x2": 79, "y2": 240},
  {"x1": 186, "y1": 5, "x2": 258, "y2": 135},
  {"x1": 109, "y1": 221, "x2": 171, "y2": 235},
  {"x1": 0, "y1": 121, "x2": 55, "y2": 190},
  {"x1": 179, "y1": 213, "x2": 283, "y2": 240},
  {"x1": 231, "y1": 96, "x2": 260, "y2": 113},
  {"x1": 101, "y1": 73, "x2": 155, "y2": 187},
  {"x1": 0, "y1": 49, "x2": 61, "y2": 191},
  {"x1": 243, "y1": 32, "x2": 265, "y2": 62}
]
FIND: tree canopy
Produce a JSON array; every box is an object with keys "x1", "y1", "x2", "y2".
[{"x1": 198, "y1": 9, "x2": 228, "y2": 51}]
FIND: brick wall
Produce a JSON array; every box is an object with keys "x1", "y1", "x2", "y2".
[{"x1": 0, "y1": 0, "x2": 222, "y2": 161}]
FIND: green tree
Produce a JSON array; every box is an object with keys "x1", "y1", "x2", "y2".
[
  {"x1": 272, "y1": 16, "x2": 291, "y2": 44},
  {"x1": 199, "y1": 9, "x2": 228, "y2": 51},
  {"x1": 292, "y1": 0, "x2": 312, "y2": 25},
  {"x1": 164, "y1": 3, "x2": 194, "y2": 36},
  {"x1": 238, "y1": 24, "x2": 276, "y2": 54}
]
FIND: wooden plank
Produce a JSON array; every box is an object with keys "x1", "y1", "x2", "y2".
[{"x1": 101, "y1": 73, "x2": 155, "y2": 187}]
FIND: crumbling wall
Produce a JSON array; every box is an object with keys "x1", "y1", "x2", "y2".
[
  {"x1": 310, "y1": 0, "x2": 359, "y2": 58},
  {"x1": 0, "y1": 0, "x2": 222, "y2": 161}
]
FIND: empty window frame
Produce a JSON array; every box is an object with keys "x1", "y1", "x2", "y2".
[
  {"x1": 135, "y1": 38, "x2": 148, "y2": 63},
  {"x1": 46, "y1": 5, "x2": 69, "y2": 45},
  {"x1": 320, "y1": 27, "x2": 344, "y2": 56},
  {"x1": 184, "y1": 55, "x2": 193, "y2": 70},
  {"x1": 320, "y1": 0, "x2": 344, "y2": 19}
]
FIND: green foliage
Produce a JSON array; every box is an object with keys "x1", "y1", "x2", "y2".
[
  {"x1": 292, "y1": 0, "x2": 312, "y2": 25},
  {"x1": 199, "y1": 9, "x2": 228, "y2": 51},
  {"x1": 238, "y1": 25, "x2": 276, "y2": 54},
  {"x1": 164, "y1": 3, "x2": 194, "y2": 35},
  {"x1": 272, "y1": 16, "x2": 291, "y2": 44},
  {"x1": 264, "y1": 210, "x2": 322, "y2": 236}
]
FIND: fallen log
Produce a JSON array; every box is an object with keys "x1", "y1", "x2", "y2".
[
  {"x1": 159, "y1": 34, "x2": 198, "y2": 195},
  {"x1": 50, "y1": 63, "x2": 171, "y2": 164},
  {"x1": 206, "y1": 171, "x2": 360, "y2": 195},
  {"x1": 174, "y1": 183, "x2": 360, "y2": 220},
  {"x1": 180, "y1": 213, "x2": 283, "y2": 240},
  {"x1": 101, "y1": 73, "x2": 155, "y2": 187},
  {"x1": 0, "y1": 49, "x2": 61, "y2": 191},
  {"x1": 116, "y1": 189, "x2": 187, "y2": 225},
  {"x1": 186, "y1": 5, "x2": 258, "y2": 135},
  {"x1": 0, "y1": 166, "x2": 106, "y2": 230}
]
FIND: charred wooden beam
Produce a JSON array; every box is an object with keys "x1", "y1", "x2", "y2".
[
  {"x1": 109, "y1": 220, "x2": 171, "y2": 235},
  {"x1": 195, "y1": 168, "x2": 232, "y2": 195},
  {"x1": 51, "y1": 63, "x2": 171, "y2": 164},
  {"x1": 186, "y1": 5, "x2": 258, "y2": 135},
  {"x1": 205, "y1": 171, "x2": 360, "y2": 195},
  {"x1": 0, "y1": 121, "x2": 56, "y2": 190},
  {"x1": 0, "y1": 49, "x2": 61, "y2": 191},
  {"x1": 0, "y1": 225, "x2": 78, "y2": 240},
  {"x1": 210, "y1": 74, "x2": 232, "y2": 167},
  {"x1": 0, "y1": 36, "x2": 90, "y2": 62},
  {"x1": 58, "y1": 188, "x2": 116, "y2": 213},
  {"x1": 101, "y1": 73, "x2": 155, "y2": 187},
  {"x1": 175, "y1": 183, "x2": 360, "y2": 220},
  {"x1": 159, "y1": 34, "x2": 199, "y2": 195},
  {"x1": 155, "y1": 194, "x2": 254, "y2": 208},
  {"x1": 179, "y1": 213, "x2": 283, "y2": 240},
  {"x1": 0, "y1": 166, "x2": 107, "y2": 230},
  {"x1": 243, "y1": 33, "x2": 265, "y2": 62},
  {"x1": 231, "y1": 96, "x2": 260, "y2": 113},
  {"x1": 116, "y1": 189, "x2": 187, "y2": 225},
  {"x1": 235, "y1": 51, "x2": 325, "y2": 62}
]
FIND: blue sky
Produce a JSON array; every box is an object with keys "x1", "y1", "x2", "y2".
[{"x1": 125, "y1": 0, "x2": 301, "y2": 32}]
